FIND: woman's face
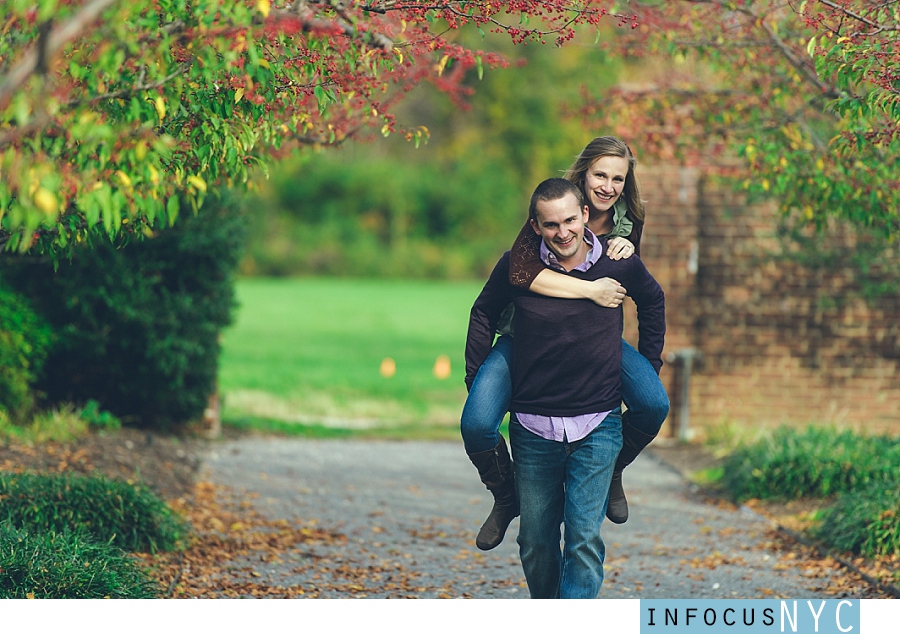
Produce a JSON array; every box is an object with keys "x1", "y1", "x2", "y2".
[{"x1": 583, "y1": 155, "x2": 629, "y2": 214}]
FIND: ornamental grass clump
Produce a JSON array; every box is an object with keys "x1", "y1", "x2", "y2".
[
  {"x1": 812, "y1": 488, "x2": 900, "y2": 559},
  {"x1": 0, "y1": 521, "x2": 158, "y2": 599},
  {"x1": 720, "y1": 425, "x2": 900, "y2": 502},
  {"x1": 0, "y1": 472, "x2": 187, "y2": 553}
]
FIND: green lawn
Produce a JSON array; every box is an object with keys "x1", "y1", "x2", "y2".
[{"x1": 219, "y1": 277, "x2": 485, "y2": 436}]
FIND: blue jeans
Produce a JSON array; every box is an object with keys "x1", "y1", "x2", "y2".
[
  {"x1": 509, "y1": 409, "x2": 623, "y2": 599},
  {"x1": 460, "y1": 336, "x2": 668, "y2": 458},
  {"x1": 460, "y1": 335, "x2": 513, "y2": 453}
]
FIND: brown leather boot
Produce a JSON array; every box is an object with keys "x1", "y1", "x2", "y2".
[{"x1": 468, "y1": 436, "x2": 519, "y2": 551}]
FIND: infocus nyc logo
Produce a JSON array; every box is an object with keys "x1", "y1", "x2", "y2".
[{"x1": 641, "y1": 600, "x2": 860, "y2": 634}]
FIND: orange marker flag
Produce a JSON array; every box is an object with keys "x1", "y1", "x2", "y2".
[
  {"x1": 433, "y1": 354, "x2": 451, "y2": 380},
  {"x1": 380, "y1": 357, "x2": 396, "y2": 378}
]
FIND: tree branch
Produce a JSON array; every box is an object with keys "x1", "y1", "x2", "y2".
[
  {"x1": 66, "y1": 62, "x2": 192, "y2": 108},
  {"x1": 271, "y1": 2, "x2": 394, "y2": 51},
  {"x1": 0, "y1": 0, "x2": 119, "y2": 108},
  {"x1": 732, "y1": 3, "x2": 842, "y2": 100},
  {"x1": 0, "y1": 111, "x2": 51, "y2": 149},
  {"x1": 816, "y1": 0, "x2": 900, "y2": 34}
]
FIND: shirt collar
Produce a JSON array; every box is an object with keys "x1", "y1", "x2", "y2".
[{"x1": 539, "y1": 227, "x2": 601, "y2": 273}]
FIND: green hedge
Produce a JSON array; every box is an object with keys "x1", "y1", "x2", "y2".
[
  {"x1": 0, "y1": 471, "x2": 187, "y2": 553},
  {"x1": 0, "y1": 521, "x2": 157, "y2": 599},
  {"x1": 241, "y1": 152, "x2": 525, "y2": 279},
  {"x1": 720, "y1": 426, "x2": 900, "y2": 502},
  {"x1": 2, "y1": 193, "x2": 246, "y2": 428},
  {"x1": 0, "y1": 284, "x2": 52, "y2": 422},
  {"x1": 717, "y1": 425, "x2": 900, "y2": 560},
  {"x1": 813, "y1": 488, "x2": 900, "y2": 559}
]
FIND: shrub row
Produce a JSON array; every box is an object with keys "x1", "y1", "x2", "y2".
[
  {"x1": 2, "y1": 193, "x2": 246, "y2": 429},
  {"x1": 719, "y1": 425, "x2": 900, "y2": 559},
  {"x1": 720, "y1": 425, "x2": 900, "y2": 502},
  {"x1": 0, "y1": 522, "x2": 157, "y2": 599},
  {"x1": 0, "y1": 471, "x2": 189, "y2": 598},
  {"x1": 0, "y1": 284, "x2": 52, "y2": 422},
  {"x1": 813, "y1": 488, "x2": 900, "y2": 559},
  {"x1": 241, "y1": 151, "x2": 525, "y2": 279},
  {"x1": 0, "y1": 472, "x2": 187, "y2": 553}
]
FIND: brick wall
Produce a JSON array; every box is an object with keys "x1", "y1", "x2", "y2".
[{"x1": 622, "y1": 165, "x2": 900, "y2": 437}]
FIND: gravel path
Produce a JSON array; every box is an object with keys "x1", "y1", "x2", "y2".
[{"x1": 200, "y1": 437, "x2": 853, "y2": 599}]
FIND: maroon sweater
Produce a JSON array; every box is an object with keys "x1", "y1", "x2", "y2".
[{"x1": 465, "y1": 243, "x2": 665, "y2": 416}]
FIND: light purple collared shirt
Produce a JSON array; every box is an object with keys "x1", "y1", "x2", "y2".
[{"x1": 515, "y1": 228, "x2": 612, "y2": 442}]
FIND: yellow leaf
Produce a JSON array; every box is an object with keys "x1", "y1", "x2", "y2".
[
  {"x1": 33, "y1": 187, "x2": 58, "y2": 214},
  {"x1": 234, "y1": 88, "x2": 245, "y2": 103},
  {"x1": 761, "y1": 179, "x2": 770, "y2": 192},
  {"x1": 116, "y1": 170, "x2": 132, "y2": 188},
  {"x1": 258, "y1": 59, "x2": 270, "y2": 69},
  {"x1": 154, "y1": 96, "x2": 166, "y2": 121},
  {"x1": 148, "y1": 165, "x2": 160, "y2": 185},
  {"x1": 187, "y1": 175, "x2": 207, "y2": 192},
  {"x1": 257, "y1": 0, "x2": 270, "y2": 18},
  {"x1": 436, "y1": 54, "x2": 450, "y2": 76}
]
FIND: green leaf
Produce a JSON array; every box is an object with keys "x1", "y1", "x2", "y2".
[{"x1": 166, "y1": 195, "x2": 180, "y2": 226}]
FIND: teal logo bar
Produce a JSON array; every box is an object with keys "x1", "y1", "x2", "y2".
[{"x1": 641, "y1": 600, "x2": 860, "y2": 633}]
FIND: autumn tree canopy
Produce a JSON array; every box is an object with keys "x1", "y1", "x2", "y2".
[
  {"x1": 582, "y1": 0, "x2": 899, "y2": 237},
  {"x1": 1, "y1": 1, "x2": 897, "y2": 256},
  {"x1": 0, "y1": 0, "x2": 637, "y2": 255}
]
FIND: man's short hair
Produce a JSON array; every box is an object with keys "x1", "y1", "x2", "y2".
[{"x1": 528, "y1": 178, "x2": 586, "y2": 221}]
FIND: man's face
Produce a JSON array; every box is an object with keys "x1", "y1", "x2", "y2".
[{"x1": 530, "y1": 192, "x2": 590, "y2": 268}]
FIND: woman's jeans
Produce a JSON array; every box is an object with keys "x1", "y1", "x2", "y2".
[
  {"x1": 509, "y1": 409, "x2": 622, "y2": 599},
  {"x1": 460, "y1": 336, "x2": 669, "y2": 462}
]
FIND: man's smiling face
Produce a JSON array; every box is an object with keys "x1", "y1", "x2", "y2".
[{"x1": 530, "y1": 191, "x2": 590, "y2": 270}]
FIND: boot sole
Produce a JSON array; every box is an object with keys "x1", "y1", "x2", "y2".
[
  {"x1": 606, "y1": 511, "x2": 628, "y2": 524},
  {"x1": 475, "y1": 509, "x2": 520, "y2": 550}
]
